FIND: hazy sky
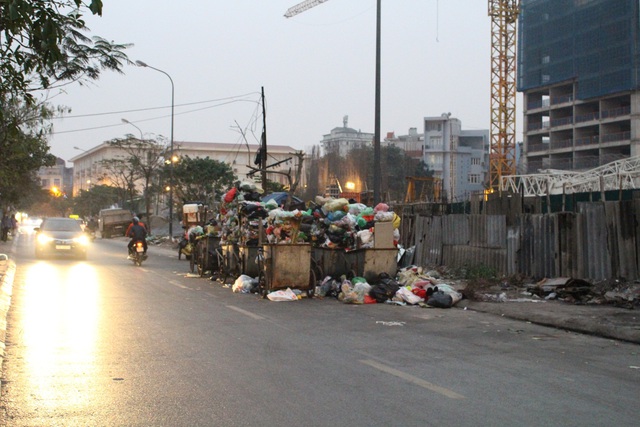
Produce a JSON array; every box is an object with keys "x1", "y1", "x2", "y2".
[{"x1": 45, "y1": 0, "x2": 522, "y2": 165}]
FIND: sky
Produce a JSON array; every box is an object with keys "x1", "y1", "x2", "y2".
[{"x1": 45, "y1": 0, "x2": 522, "y2": 165}]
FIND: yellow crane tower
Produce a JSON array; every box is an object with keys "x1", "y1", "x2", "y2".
[{"x1": 488, "y1": 0, "x2": 520, "y2": 192}]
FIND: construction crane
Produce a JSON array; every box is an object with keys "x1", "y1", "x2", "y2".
[
  {"x1": 284, "y1": 0, "x2": 330, "y2": 18},
  {"x1": 488, "y1": 0, "x2": 520, "y2": 193}
]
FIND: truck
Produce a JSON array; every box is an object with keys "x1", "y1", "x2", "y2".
[{"x1": 98, "y1": 208, "x2": 132, "y2": 238}]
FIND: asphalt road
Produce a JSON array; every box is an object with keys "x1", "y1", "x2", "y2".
[{"x1": 1, "y1": 232, "x2": 638, "y2": 426}]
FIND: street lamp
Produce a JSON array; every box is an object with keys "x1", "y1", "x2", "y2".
[
  {"x1": 121, "y1": 118, "x2": 144, "y2": 140},
  {"x1": 136, "y1": 60, "x2": 175, "y2": 237}
]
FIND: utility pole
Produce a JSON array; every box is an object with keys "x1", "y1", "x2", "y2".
[{"x1": 261, "y1": 87, "x2": 268, "y2": 191}]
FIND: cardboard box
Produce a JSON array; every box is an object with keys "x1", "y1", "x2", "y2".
[{"x1": 374, "y1": 221, "x2": 394, "y2": 249}]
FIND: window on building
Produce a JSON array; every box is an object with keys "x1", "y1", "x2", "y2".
[
  {"x1": 426, "y1": 122, "x2": 442, "y2": 132},
  {"x1": 468, "y1": 174, "x2": 480, "y2": 184},
  {"x1": 471, "y1": 157, "x2": 481, "y2": 166},
  {"x1": 429, "y1": 137, "x2": 443, "y2": 150},
  {"x1": 42, "y1": 179, "x2": 50, "y2": 188}
]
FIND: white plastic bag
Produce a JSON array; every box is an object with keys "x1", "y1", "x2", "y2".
[
  {"x1": 267, "y1": 287, "x2": 298, "y2": 301},
  {"x1": 232, "y1": 274, "x2": 255, "y2": 293},
  {"x1": 396, "y1": 286, "x2": 424, "y2": 305}
]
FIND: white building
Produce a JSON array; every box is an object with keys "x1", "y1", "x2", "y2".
[
  {"x1": 69, "y1": 141, "x2": 304, "y2": 197},
  {"x1": 36, "y1": 157, "x2": 73, "y2": 195},
  {"x1": 423, "y1": 114, "x2": 489, "y2": 202},
  {"x1": 321, "y1": 116, "x2": 374, "y2": 157}
]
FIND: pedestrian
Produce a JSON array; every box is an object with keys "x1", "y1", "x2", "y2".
[
  {"x1": 1, "y1": 213, "x2": 11, "y2": 242},
  {"x1": 10, "y1": 214, "x2": 18, "y2": 238}
]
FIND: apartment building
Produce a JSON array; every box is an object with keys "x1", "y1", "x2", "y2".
[
  {"x1": 423, "y1": 114, "x2": 490, "y2": 202},
  {"x1": 518, "y1": 0, "x2": 640, "y2": 173}
]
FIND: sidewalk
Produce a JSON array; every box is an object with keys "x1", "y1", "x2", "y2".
[{"x1": 459, "y1": 298, "x2": 640, "y2": 344}]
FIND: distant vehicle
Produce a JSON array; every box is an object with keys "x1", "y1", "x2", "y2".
[
  {"x1": 98, "y1": 208, "x2": 131, "y2": 238},
  {"x1": 261, "y1": 192, "x2": 305, "y2": 210},
  {"x1": 35, "y1": 217, "x2": 89, "y2": 260}
]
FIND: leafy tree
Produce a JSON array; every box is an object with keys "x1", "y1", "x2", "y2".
[
  {"x1": 170, "y1": 156, "x2": 235, "y2": 212},
  {"x1": 1, "y1": 0, "x2": 130, "y2": 103},
  {"x1": 0, "y1": 97, "x2": 57, "y2": 210},
  {"x1": 72, "y1": 184, "x2": 120, "y2": 218},
  {"x1": 1, "y1": 1, "x2": 130, "y2": 213}
]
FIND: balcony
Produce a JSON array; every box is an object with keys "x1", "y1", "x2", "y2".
[
  {"x1": 575, "y1": 112, "x2": 599, "y2": 123},
  {"x1": 550, "y1": 116, "x2": 573, "y2": 127},
  {"x1": 575, "y1": 135, "x2": 599, "y2": 147},
  {"x1": 550, "y1": 94, "x2": 573, "y2": 105},
  {"x1": 601, "y1": 105, "x2": 630, "y2": 119},
  {"x1": 601, "y1": 131, "x2": 630, "y2": 144}
]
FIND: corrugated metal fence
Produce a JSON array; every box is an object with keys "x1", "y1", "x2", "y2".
[{"x1": 406, "y1": 200, "x2": 640, "y2": 281}]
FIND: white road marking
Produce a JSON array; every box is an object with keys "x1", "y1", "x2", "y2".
[
  {"x1": 360, "y1": 359, "x2": 465, "y2": 399},
  {"x1": 226, "y1": 305, "x2": 264, "y2": 320}
]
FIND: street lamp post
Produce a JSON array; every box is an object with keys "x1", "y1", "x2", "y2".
[
  {"x1": 135, "y1": 60, "x2": 175, "y2": 238},
  {"x1": 121, "y1": 118, "x2": 144, "y2": 140}
]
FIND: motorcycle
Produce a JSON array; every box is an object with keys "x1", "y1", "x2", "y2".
[{"x1": 129, "y1": 240, "x2": 147, "y2": 266}]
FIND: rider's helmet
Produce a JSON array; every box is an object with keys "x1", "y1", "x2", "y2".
[{"x1": 132, "y1": 217, "x2": 139, "y2": 225}]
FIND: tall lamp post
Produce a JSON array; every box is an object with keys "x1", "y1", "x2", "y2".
[
  {"x1": 121, "y1": 118, "x2": 144, "y2": 140},
  {"x1": 135, "y1": 60, "x2": 175, "y2": 237}
]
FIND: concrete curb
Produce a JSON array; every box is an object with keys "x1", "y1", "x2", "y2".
[
  {"x1": 0, "y1": 259, "x2": 16, "y2": 372},
  {"x1": 459, "y1": 299, "x2": 640, "y2": 345}
]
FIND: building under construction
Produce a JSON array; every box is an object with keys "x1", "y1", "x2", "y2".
[{"x1": 518, "y1": 0, "x2": 640, "y2": 174}]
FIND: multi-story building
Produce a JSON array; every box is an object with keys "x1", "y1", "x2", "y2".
[
  {"x1": 518, "y1": 0, "x2": 639, "y2": 173},
  {"x1": 423, "y1": 114, "x2": 490, "y2": 202},
  {"x1": 69, "y1": 141, "x2": 304, "y2": 197},
  {"x1": 36, "y1": 157, "x2": 73, "y2": 195},
  {"x1": 321, "y1": 116, "x2": 374, "y2": 157},
  {"x1": 384, "y1": 128, "x2": 424, "y2": 162}
]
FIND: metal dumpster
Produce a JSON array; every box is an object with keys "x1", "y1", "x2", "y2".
[
  {"x1": 219, "y1": 243, "x2": 241, "y2": 281},
  {"x1": 194, "y1": 235, "x2": 221, "y2": 277},
  {"x1": 258, "y1": 243, "x2": 314, "y2": 298},
  {"x1": 312, "y1": 247, "x2": 398, "y2": 283},
  {"x1": 239, "y1": 244, "x2": 261, "y2": 278}
]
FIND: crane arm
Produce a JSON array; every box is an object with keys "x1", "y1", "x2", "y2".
[{"x1": 284, "y1": 0, "x2": 330, "y2": 18}]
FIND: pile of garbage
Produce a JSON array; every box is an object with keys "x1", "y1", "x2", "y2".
[
  {"x1": 526, "y1": 277, "x2": 640, "y2": 308},
  {"x1": 216, "y1": 184, "x2": 401, "y2": 250},
  {"x1": 308, "y1": 197, "x2": 400, "y2": 250},
  {"x1": 315, "y1": 266, "x2": 463, "y2": 308}
]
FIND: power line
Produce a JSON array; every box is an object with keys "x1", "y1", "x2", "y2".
[
  {"x1": 51, "y1": 97, "x2": 262, "y2": 135},
  {"x1": 50, "y1": 92, "x2": 260, "y2": 120}
]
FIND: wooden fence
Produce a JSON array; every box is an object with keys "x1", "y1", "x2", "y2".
[{"x1": 397, "y1": 200, "x2": 640, "y2": 282}]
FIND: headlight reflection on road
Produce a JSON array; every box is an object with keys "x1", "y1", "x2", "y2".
[{"x1": 22, "y1": 262, "x2": 101, "y2": 409}]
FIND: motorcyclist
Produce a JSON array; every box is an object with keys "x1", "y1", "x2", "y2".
[{"x1": 127, "y1": 217, "x2": 148, "y2": 258}]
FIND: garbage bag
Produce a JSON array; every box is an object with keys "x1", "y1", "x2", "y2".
[
  {"x1": 426, "y1": 291, "x2": 453, "y2": 308},
  {"x1": 369, "y1": 273, "x2": 400, "y2": 303},
  {"x1": 267, "y1": 288, "x2": 298, "y2": 301}
]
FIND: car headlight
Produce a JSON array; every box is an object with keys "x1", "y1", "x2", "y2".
[
  {"x1": 37, "y1": 234, "x2": 54, "y2": 245},
  {"x1": 73, "y1": 235, "x2": 89, "y2": 246}
]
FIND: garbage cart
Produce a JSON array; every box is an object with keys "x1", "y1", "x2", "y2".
[
  {"x1": 192, "y1": 235, "x2": 221, "y2": 277},
  {"x1": 312, "y1": 247, "x2": 398, "y2": 283},
  {"x1": 239, "y1": 244, "x2": 261, "y2": 278},
  {"x1": 258, "y1": 243, "x2": 314, "y2": 298}
]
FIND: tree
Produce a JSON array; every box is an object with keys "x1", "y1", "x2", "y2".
[
  {"x1": 103, "y1": 137, "x2": 166, "y2": 233},
  {"x1": 99, "y1": 158, "x2": 138, "y2": 210},
  {"x1": 171, "y1": 156, "x2": 235, "y2": 212},
  {"x1": 72, "y1": 184, "x2": 120, "y2": 218},
  {"x1": 1, "y1": 1, "x2": 130, "y2": 212},
  {"x1": 0, "y1": 97, "x2": 57, "y2": 210},
  {"x1": 1, "y1": 0, "x2": 130, "y2": 103}
]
